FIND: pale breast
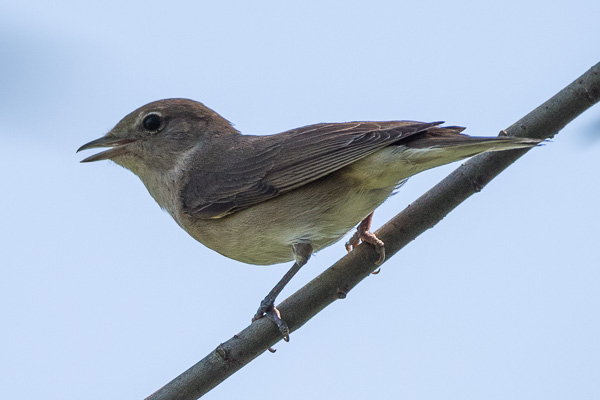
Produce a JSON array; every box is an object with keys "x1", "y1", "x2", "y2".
[{"x1": 178, "y1": 170, "x2": 396, "y2": 265}]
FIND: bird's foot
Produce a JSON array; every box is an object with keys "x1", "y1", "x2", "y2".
[
  {"x1": 345, "y1": 231, "x2": 361, "y2": 252},
  {"x1": 345, "y1": 212, "x2": 386, "y2": 266},
  {"x1": 251, "y1": 249, "x2": 311, "y2": 351},
  {"x1": 252, "y1": 299, "x2": 290, "y2": 342},
  {"x1": 355, "y1": 230, "x2": 385, "y2": 266}
]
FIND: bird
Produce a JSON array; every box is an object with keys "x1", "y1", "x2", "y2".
[{"x1": 77, "y1": 98, "x2": 541, "y2": 341}]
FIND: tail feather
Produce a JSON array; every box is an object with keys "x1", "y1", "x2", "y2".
[
  {"x1": 403, "y1": 126, "x2": 542, "y2": 155},
  {"x1": 342, "y1": 125, "x2": 543, "y2": 190}
]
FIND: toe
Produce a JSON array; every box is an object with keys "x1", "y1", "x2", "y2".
[
  {"x1": 265, "y1": 307, "x2": 290, "y2": 341},
  {"x1": 375, "y1": 245, "x2": 385, "y2": 265}
]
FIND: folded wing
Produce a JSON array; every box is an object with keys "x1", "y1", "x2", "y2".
[{"x1": 181, "y1": 120, "x2": 452, "y2": 218}]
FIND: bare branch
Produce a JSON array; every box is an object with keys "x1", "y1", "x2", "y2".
[{"x1": 146, "y1": 62, "x2": 600, "y2": 400}]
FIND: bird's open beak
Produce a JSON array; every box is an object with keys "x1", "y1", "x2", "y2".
[{"x1": 77, "y1": 136, "x2": 138, "y2": 163}]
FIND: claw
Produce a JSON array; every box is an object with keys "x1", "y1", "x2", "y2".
[
  {"x1": 345, "y1": 212, "x2": 386, "y2": 265},
  {"x1": 264, "y1": 306, "x2": 290, "y2": 341},
  {"x1": 253, "y1": 303, "x2": 289, "y2": 342},
  {"x1": 253, "y1": 304, "x2": 289, "y2": 353},
  {"x1": 345, "y1": 231, "x2": 360, "y2": 252}
]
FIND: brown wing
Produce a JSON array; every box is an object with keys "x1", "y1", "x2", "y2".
[{"x1": 181, "y1": 120, "x2": 444, "y2": 218}]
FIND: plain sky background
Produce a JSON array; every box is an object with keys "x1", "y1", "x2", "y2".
[{"x1": 1, "y1": 1, "x2": 599, "y2": 399}]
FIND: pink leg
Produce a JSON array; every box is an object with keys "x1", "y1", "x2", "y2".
[{"x1": 345, "y1": 212, "x2": 385, "y2": 265}]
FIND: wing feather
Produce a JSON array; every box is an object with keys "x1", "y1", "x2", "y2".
[{"x1": 182, "y1": 120, "x2": 444, "y2": 218}]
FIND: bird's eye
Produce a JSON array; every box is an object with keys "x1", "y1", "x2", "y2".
[{"x1": 142, "y1": 113, "x2": 162, "y2": 132}]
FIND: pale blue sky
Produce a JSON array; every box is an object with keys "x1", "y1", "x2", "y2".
[{"x1": 1, "y1": 1, "x2": 599, "y2": 399}]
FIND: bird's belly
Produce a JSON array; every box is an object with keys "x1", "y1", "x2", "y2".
[{"x1": 179, "y1": 173, "x2": 395, "y2": 265}]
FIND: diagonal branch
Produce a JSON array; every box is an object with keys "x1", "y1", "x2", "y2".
[{"x1": 146, "y1": 62, "x2": 600, "y2": 400}]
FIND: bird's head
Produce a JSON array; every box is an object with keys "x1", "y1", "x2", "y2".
[{"x1": 77, "y1": 98, "x2": 239, "y2": 174}]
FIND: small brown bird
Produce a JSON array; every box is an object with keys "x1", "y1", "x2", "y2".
[{"x1": 78, "y1": 98, "x2": 540, "y2": 340}]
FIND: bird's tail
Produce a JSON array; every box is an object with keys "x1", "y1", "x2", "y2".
[
  {"x1": 382, "y1": 126, "x2": 544, "y2": 181},
  {"x1": 404, "y1": 126, "x2": 542, "y2": 159}
]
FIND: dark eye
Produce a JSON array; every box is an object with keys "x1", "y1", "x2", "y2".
[{"x1": 142, "y1": 113, "x2": 162, "y2": 132}]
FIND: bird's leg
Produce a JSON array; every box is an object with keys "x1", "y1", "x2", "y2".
[
  {"x1": 252, "y1": 242, "x2": 313, "y2": 342},
  {"x1": 345, "y1": 212, "x2": 385, "y2": 266}
]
